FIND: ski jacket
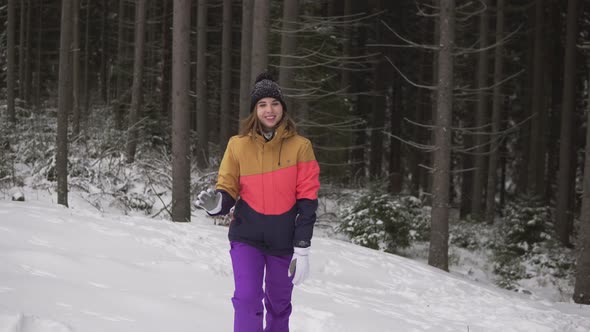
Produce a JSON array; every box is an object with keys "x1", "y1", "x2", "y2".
[{"x1": 211, "y1": 123, "x2": 320, "y2": 256}]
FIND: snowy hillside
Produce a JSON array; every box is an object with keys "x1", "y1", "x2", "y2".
[{"x1": 1, "y1": 199, "x2": 589, "y2": 332}]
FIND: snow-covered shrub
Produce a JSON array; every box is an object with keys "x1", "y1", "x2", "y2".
[
  {"x1": 338, "y1": 193, "x2": 430, "y2": 253},
  {"x1": 450, "y1": 221, "x2": 492, "y2": 250},
  {"x1": 491, "y1": 196, "x2": 575, "y2": 291},
  {"x1": 0, "y1": 138, "x2": 13, "y2": 185}
]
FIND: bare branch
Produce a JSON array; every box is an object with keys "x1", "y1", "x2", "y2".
[
  {"x1": 376, "y1": 20, "x2": 438, "y2": 51},
  {"x1": 300, "y1": 10, "x2": 385, "y2": 27},
  {"x1": 455, "y1": 69, "x2": 524, "y2": 92},
  {"x1": 404, "y1": 117, "x2": 436, "y2": 130},
  {"x1": 454, "y1": 24, "x2": 522, "y2": 55},
  {"x1": 382, "y1": 131, "x2": 437, "y2": 152},
  {"x1": 385, "y1": 56, "x2": 437, "y2": 90},
  {"x1": 454, "y1": 113, "x2": 535, "y2": 136},
  {"x1": 416, "y1": 2, "x2": 439, "y2": 18},
  {"x1": 455, "y1": 0, "x2": 487, "y2": 22}
]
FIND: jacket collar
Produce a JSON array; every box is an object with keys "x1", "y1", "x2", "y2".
[{"x1": 250, "y1": 121, "x2": 294, "y2": 145}]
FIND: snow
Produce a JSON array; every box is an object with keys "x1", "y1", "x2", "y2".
[{"x1": 1, "y1": 196, "x2": 590, "y2": 332}]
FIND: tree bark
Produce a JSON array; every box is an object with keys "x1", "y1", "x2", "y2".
[
  {"x1": 485, "y1": 0, "x2": 505, "y2": 224},
  {"x1": 18, "y1": 0, "x2": 26, "y2": 99},
  {"x1": 114, "y1": 0, "x2": 127, "y2": 130},
  {"x1": 516, "y1": 4, "x2": 536, "y2": 194},
  {"x1": 7, "y1": 0, "x2": 16, "y2": 124},
  {"x1": 24, "y1": 0, "x2": 32, "y2": 104},
  {"x1": 428, "y1": 0, "x2": 455, "y2": 272},
  {"x1": 573, "y1": 54, "x2": 590, "y2": 304},
  {"x1": 57, "y1": 0, "x2": 74, "y2": 207},
  {"x1": 340, "y1": 0, "x2": 352, "y2": 93},
  {"x1": 278, "y1": 0, "x2": 299, "y2": 115},
  {"x1": 555, "y1": 0, "x2": 580, "y2": 247},
  {"x1": 171, "y1": 0, "x2": 192, "y2": 223},
  {"x1": 250, "y1": 0, "x2": 270, "y2": 80},
  {"x1": 388, "y1": 70, "x2": 402, "y2": 194},
  {"x1": 471, "y1": 0, "x2": 490, "y2": 219},
  {"x1": 100, "y1": 0, "x2": 109, "y2": 103},
  {"x1": 350, "y1": 1, "x2": 367, "y2": 184},
  {"x1": 83, "y1": 0, "x2": 91, "y2": 130},
  {"x1": 545, "y1": 0, "x2": 564, "y2": 205},
  {"x1": 195, "y1": 0, "x2": 209, "y2": 168},
  {"x1": 160, "y1": 0, "x2": 171, "y2": 120},
  {"x1": 409, "y1": 52, "x2": 425, "y2": 196},
  {"x1": 527, "y1": 0, "x2": 547, "y2": 198},
  {"x1": 369, "y1": 0, "x2": 385, "y2": 181},
  {"x1": 220, "y1": 0, "x2": 233, "y2": 150},
  {"x1": 72, "y1": 0, "x2": 81, "y2": 136},
  {"x1": 125, "y1": 0, "x2": 147, "y2": 163},
  {"x1": 239, "y1": 0, "x2": 254, "y2": 119},
  {"x1": 34, "y1": 0, "x2": 42, "y2": 111},
  {"x1": 460, "y1": 128, "x2": 474, "y2": 218}
]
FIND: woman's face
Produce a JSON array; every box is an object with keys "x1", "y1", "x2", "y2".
[{"x1": 256, "y1": 97, "x2": 284, "y2": 131}]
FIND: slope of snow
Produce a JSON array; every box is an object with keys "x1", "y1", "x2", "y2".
[{"x1": 1, "y1": 199, "x2": 589, "y2": 332}]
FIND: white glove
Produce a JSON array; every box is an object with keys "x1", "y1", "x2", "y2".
[
  {"x1": 195, "y1": 189, "x2": 222, "y2": 214},
  {"x1": 289, "y1": 246, "x2": 310, "y2": 286}
]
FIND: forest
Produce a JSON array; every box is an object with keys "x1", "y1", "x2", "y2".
[{"x1": 1, "y1": 0, "x2": 590, "y2": 304}]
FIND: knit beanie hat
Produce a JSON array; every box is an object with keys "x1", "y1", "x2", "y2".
[{"x1": 250, "y1": 72, "x2": 287, "y2": 113}]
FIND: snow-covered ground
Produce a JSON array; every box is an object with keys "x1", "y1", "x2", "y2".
[{"x1": 1, "y1": 191, "x2": 590, "y2": 332}]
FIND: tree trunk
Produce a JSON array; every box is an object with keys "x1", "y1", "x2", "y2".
[
  {"x1": 425, "y1": 0, "x2": 439, "y2": 206},
  {"x1": 388, "y1": 72, "x2": 402, "y2": 194},
  {"x1": 573, "y1": 55, "x2": 590, "y2": 304},
  {"x1": 160, "y1": 0, "x2": 171, "y2": 120},
  {"x1": 125, "y1": 0, "x2": 147, "y2": 163},
  {"x1": 23, "y1": 0, "x2": 32, "y2": 104},
  {"x1": 471, "y1": 0, "x2": 490, "y2": 219},
  {"x1": 220, "y1": 0, "x2": 233, "y2": 150},
  {"x1": 57, "y1": 0, "x2": 74, "y2": 207},
  {"x1": 239, "y1": 0, "x2": 254, "y2": 119},
  {"x1": 19, "y1": 0, "x2": 26, "y2": 100},
  {"x1": 100, "y1": 0, "x2": 109, "y2": 103},
  {"x1": 7, "y1": 0, "x2": 16, "y2": 124},
  {"x1": 369, "y1": 0, "x2": 385, "y2": 181},
  {"x1": 145, "y1": 1, "x2": 157, "y2": 94},
  {"x1": 34, "y1": 0, "x2": 42, "y2": 111},
  {"x1": 278, "y1": 0, "x2": 298, "y2": 116},
  {"x1": 527, "y1": 0, "x2": 547, "y2": 198},
  {"x1": 195, "y1": 0, "x2": 209, "y2": 168},
  {"x1": 250, "y1": 0, "x2": 270, "y2": 80},
  {"x1": 517, "y1": 4, "x2": 536, "y2": 194},
  {"x1": 428, "y1": 0, "x2": 455, "y2": 272},
  {"x1": 409, "y1": 52, "x2": 426, "y2": 196},
  {"x1": 545, "y1": 0, "x2": 565, "y2": 206},
  {"x1": 555, "y1": 0, "x2": 580, "y2": 247},
  {"x1": 72, "y1": 0, "x2": 81, "y2": 136},
  {"x1": 171, "y1": 0, "x2": 192, "y2": 223},
  {"x1": 485, "y1": 0, "x2": 505, "y2": 224},
  {"x1": 350, "y1": 2, "x2": 367, "y2": 184},
  {"x1": 340, "y1": 0, "x2": 352, "y2": 93},
  {"x1": 460, "y1": 128, "x2": 473, "y2": 218},
  {"x1": 83, "y1": 0, "x2": 91, "y2": 130},
  {"x1": 114, "y1": 0, "x2": 127, "y2": 130}
]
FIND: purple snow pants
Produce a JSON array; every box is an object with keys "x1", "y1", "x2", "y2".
[{"x1": 229, "y1": 241, "x2": 294, "y2": 332}]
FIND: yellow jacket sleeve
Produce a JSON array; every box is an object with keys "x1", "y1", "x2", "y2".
[{"x1": 216, "y1": 137, "x2": 240, "y2": 200}]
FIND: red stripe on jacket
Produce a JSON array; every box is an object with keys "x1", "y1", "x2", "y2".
[{"x1": 240, "y1": 159, "x2": 319, "y2": 216}]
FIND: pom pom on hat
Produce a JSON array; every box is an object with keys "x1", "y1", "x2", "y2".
[
  {"x1": 255, "y1": 72, "x2": 275, "y2": 83},
  {"x1": 250, "y1": 72, "x2": 287, "y2": 112}
]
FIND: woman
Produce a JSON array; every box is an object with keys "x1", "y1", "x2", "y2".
[{"x1": 196, "y1": 72, "x2": 320, "y2": 332}]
